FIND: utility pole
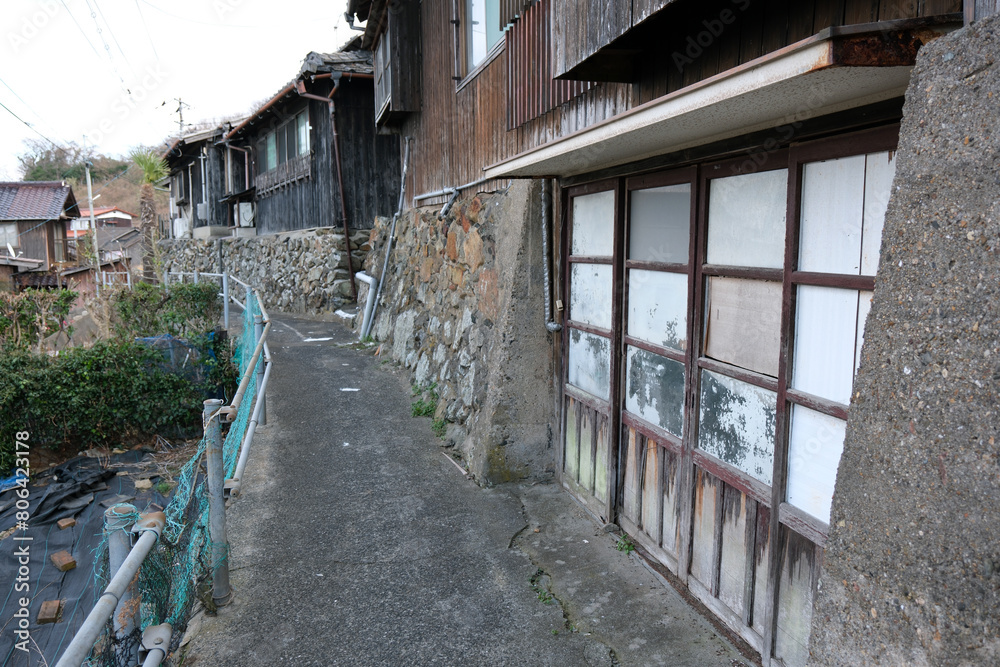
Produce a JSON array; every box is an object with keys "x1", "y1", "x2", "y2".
[
  {"x1": 85, "y1": 160, "x2": 100, "y2": 296},
  {"x1": 174, "y1": 98, "x2": 190, "y2": 134}
]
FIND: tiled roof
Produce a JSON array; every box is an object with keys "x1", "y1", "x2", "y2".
[
  {"x1": 0, "y1": 182, "x2": 79, "y2": 221},
  {"x1": 300, "y1": 50, "x2": 374, "y2": 76}
]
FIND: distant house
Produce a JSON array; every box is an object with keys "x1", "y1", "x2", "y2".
[
  {"x1": 223, "y1": 50, "x2": 400, "y2": 235},
  {"x1": 0, "y1": 253, "x2": 43, "y2": 290},
  {"x1": 163, "y1": 127, "x2": 229, "y2": 240},
  {"x1": 68, "y1": 205, "x2": 136, "y2": 239},
  {"x1": 0, "y1": 181, "x2": 79, "y2": 274}
]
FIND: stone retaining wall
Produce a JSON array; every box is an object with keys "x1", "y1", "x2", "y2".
[
  {"x1": 362, "y1": 180, "x2": 558, "y2": 485},
  {"x1": 158, "y1": 227, "x2": 370, "y2": 315}
]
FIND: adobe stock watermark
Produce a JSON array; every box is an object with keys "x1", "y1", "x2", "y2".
[
  {"x1": 213, "y1": 0, "x2": 247, "y2": 20},
  {"x1": 672, "y1": 0, "x2": 753, "y2": 73},
  {"x1": 11, "y1": 430, "x2": 32, "y2": 654},
  {"x1": 7, "y1": 0, "x2": 62, "y2": 54},
  {"x1": 84, "y1": 64, "x2": 169, "y2": 146}
]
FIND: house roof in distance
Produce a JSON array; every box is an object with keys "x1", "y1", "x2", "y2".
[
  {"x1": 78, "y1": 205, "x2": 137, "y2": 219},
  {"x1": 0, "y1": 181, "x2": 79, "y2": 221}
]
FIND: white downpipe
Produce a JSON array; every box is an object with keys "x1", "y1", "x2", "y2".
[{"x1": 355, "y1": 271, "x2": 378, "y2": 339}]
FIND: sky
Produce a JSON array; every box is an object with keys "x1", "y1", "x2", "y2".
[{"x1": 0, "y1": 0, "x2": 362, "y2": 180}]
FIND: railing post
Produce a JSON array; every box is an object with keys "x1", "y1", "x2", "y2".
[
  {"x1": 104, "y1": 504, "x2": 139, "y2": 664},
  {"x1": 222, "y1": 273, "x2": 230, "y2": 330},
  {"x1": 254, "y1": 314, "x2": 266, "y2": 426},
  {"x1": 203, "y1": 399, "x2": 233, "y2": 606},
  {"x1": 162, "y1": 270, "x2": 169, "y2": 287},
  {"x1": 127, "y1": 271, "x2": 133, "y2": 289},
  {"x1": 194, "y1": 269, "x2": 200, "y2": 284}
]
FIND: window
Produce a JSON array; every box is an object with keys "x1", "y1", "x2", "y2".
[
  {"x1": 1, "y1": 222, "x2": 18, "y2": 250},
  {"x1": 373, "y1": 0, "x2": 421, "y2": 126},
  {"x1": 465, "y1": 0, "x2": 502, "y2": 71},
  {"x1": 53, "y1": 222, "x2": 65, "y2": 262},
  {"x1": 257, "y1": 109, "x2": 309, "y2": 175}
]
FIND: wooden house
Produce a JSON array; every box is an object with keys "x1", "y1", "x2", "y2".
[
  {"x1": 163, "y1": 127, "x2": 229, "y2": 239},
  {"x1": 0, "y1": 181, "x2": 79, "y2": 274},
  {"x1": 68, "y1": 205, "x2": 136, "y2": 240},
  {"x1": 346, "y1": 1, "x2": 994, "y2": 665},
  {"x1": 223, "y1": 50, "x2": 401, "y2": 236}
]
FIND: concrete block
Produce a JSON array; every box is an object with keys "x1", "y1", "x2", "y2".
[{"x1": 57, "y1": 518, "x2": 76, "y2": 530}]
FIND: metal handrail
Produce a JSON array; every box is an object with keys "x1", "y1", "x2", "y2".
[{"x1": 54, "y1": 276, "x2": 273, "y2": 667}]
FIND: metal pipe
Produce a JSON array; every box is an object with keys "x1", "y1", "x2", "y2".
[
  {"x1": 541, "y1": 179, "x2": 562, "y2": 333},
  {"x1": 222, "y1": 273, "x2": 230, "y2": 329},
  {"x1": 223, "y1": 318, "x2": 271, "y2": 422},
  {"x1": 413, "y1": 173, "x2": 502, "y2": 205},
  {"x1": 54, "y1": 513, "x2": 165, "y2": 667},
  {"x1": 254, "y1": 314, "x2": 267, "y2": 426},
  {"x1": 370, "y1": 137, "x2": 411, "y2": 340},
  {"x1": 439, "y1": 190, "x2": 460, "y2": 219},
  {"x1": 228, "y1": 357, "x2": 273, "y2": 498},
  {"x1": 138, "y1": 624, "x2": 172, "y2": 667},
  {"x1": 203, "y1": 399, "x2": 232, "y2": 606},
  {"x1": 104, "y1": 504, "x2": 139, "y2": 665},
  {"x1": 355, "y1": 271, "x2": 378, "y2": 339}
]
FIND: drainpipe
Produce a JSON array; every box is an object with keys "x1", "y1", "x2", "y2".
[
  {"x1": 413, "y1": 173, "x2": 507, "y2": 218},
  {"x1": 355, "y1": 270, "x2": 378, "y2": 339},
  {"x1": 369, "y1": 137, "x2": 411, "y2": 337},
  {"x1": 541, "y1": 179, "x2": 562, "y2": 333},
  {"x1": 296, "y1": 77, "x2": 357, "y2": 299}
]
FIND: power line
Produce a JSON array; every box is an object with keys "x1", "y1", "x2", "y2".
[
  {"x1": 84, "y1": 0, "x2": 131, "y2": 94},
  {"x1": 15, "y1": 165, "x2": 134, "y2": 241},
  {"x1": 92, "y1": 0, "x2": 138, "y2": 79},
  {"x1": 0, "y1": 97, "x2": 72, "y2": 159},
  {"x1": 133, "y1": 0, "x2": 159, "y2": 60},
  {"x1": 137, "y1": 0, "x2": 263, "y2": 28},
  {"x1": 59, "y1": 0, "x2": 105, "y2": 62}
]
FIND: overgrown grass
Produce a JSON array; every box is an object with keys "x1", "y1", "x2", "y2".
[{"x1": 411, "y1": 382, "x2": 439, "y2": 418}]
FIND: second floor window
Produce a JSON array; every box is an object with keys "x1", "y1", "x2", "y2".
[
  {"x1": 257, "y1": 110, "x2": 310, "y2": 174},
  {"x1": 466, "y1": 0, "x2": 502, "y2": 72}
]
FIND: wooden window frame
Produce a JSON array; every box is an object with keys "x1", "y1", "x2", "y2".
[{"x1": 454, "y1": 0, "x2": 508, "y2": 91}]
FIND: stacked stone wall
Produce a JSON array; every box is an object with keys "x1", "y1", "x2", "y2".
[{"x1": 159, "y1": 227, "x2": 370, "y2": 315}]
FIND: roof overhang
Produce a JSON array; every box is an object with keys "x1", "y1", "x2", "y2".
[{"x1": 484, "y1": 23, "x2": 955, "y2": 180}]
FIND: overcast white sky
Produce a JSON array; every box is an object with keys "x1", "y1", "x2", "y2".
[{"x1": 0, "y1": 0, "x2": 359, "y2": 180}]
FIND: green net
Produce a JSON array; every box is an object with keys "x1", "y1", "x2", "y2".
[{"x1": 87, "y1": 291, "x2": 263, "y2": 666}]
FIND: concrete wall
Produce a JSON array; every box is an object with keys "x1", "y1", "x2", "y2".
[
  {"x1": 362, "y1": 180, "x2": 559, "y2": 485},
  {"x1": 810, "y1": 16, "x2": 1000, "y2": 665},
  {"x1": 159, "y1": 227, "x2": 370, "y2": 316}
]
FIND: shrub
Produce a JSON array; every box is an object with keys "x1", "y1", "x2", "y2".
[{"x1": 0, "y1": 340, "x2": 207, "y2": 473}]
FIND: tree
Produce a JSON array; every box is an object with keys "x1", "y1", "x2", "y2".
[{"x1": 130, "y1": 149, "x2": 168, "y2": 282}]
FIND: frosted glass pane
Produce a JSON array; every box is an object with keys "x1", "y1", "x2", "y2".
[
  {"x1": 568, "y1": 329, "x2": 610, "y2": 400},
  {"x1": 625, "y1": 346, "x2": 685, "y2": 437},
  {"x1": 707, "y1": 169, "x2": 787, "y2": 269},
  {"x1": 792, "y1": 286, "x2": 858, "y2": 405},
  {"x1": 571, "y1": 191, "x2": 615, "y2": 256},
  {"x1": 570, "y1": 264, "x2": 612, "y2": 329},
  {"x1": 787, "y1": 405, "x2": 846, "y2": 524},
  {"x1": 862, "y1": 151, "x2": 896, "y2": 275},
  {"x1": 698, "y1": 370, "x2": 776, "y2": 485},
  {"x1": 855, "y1": 290, "x2": 874, "y2": 374},
  {"x1": 630, "y1": 184, "x2": 690, "y2": 263},
  {"x1": 627, "y1": 269, "x2": 687, "y2": 350},
  {"x1": 704, "y1": 277, "x2": 782, "y2": 377},
  {"x1": 799, "y1": 155, "x2": 865, "y2": 274}
]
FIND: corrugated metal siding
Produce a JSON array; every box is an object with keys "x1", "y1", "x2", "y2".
[{"x1": 507, "y1": 0, "x2": 593, "y2": 129}]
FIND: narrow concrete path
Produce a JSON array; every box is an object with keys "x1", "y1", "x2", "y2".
[{"x1": 178, "y1": 315, "x2": 753, "y2": 667}]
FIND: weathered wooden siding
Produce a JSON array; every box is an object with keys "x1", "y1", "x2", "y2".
[
  {"x1": 257, "y1": 99, "x2": 336, "y2": 235},
  {"x1": 18, "y1": 221, "x2": 52, "y2": 268},
  {"x1": 627, "y1": 0, "x2": 962, "y2": 105},
  {"x1": 335, "y1": 83, "x2": 401, "y2": 229}
]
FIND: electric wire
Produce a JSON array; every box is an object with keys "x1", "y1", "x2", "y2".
[
  {"x1": 137, "y1": 0, "x2": 265, "y2": 28},
  {"x1": 92, "y1": 0, "x2": 139, "y2": 79},
  {"x1": 58, "y1": 0, "x2": 105, "y2": 62},
  {"x1": 84, "y1": 0, "x2": 131, "y2": 94},
  {"x1": 0, "y1": 97, "x2": 73, "y2": 159},
  {"x1": 133, "y1": 0, "x2": 160, "y2": 59}
]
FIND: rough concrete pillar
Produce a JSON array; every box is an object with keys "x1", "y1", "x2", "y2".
[
  {"x1": 466, "y1": 180, "x2": 557, "y2": 484},
  {"x1": 809, "y1": 17, "x2": 1000, "y2": 665}
]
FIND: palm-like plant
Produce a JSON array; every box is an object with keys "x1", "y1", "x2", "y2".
[{"x1": 130, "y1": 148, "x2": 168, "y2": 281}]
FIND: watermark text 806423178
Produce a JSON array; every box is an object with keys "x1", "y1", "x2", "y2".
[{"x1": 12, "y1": 430, "x2": 32, "y2": 653}]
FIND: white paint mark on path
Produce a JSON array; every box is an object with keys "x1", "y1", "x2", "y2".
[
  {"x1": 340, "y1": 388, "x2": 360, "y2": 392},
  {"x1": 303, "y1": 337, "x2": 334, "y2": 342}
]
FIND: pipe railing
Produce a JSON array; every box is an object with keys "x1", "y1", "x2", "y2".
[{"x1": 55, "y1": 274, "x2": 273, "y2": 667}]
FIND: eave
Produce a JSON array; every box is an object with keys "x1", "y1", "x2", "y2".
[{"x1": 484, "y1": 20, "x2": 958, "y2": 180}]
